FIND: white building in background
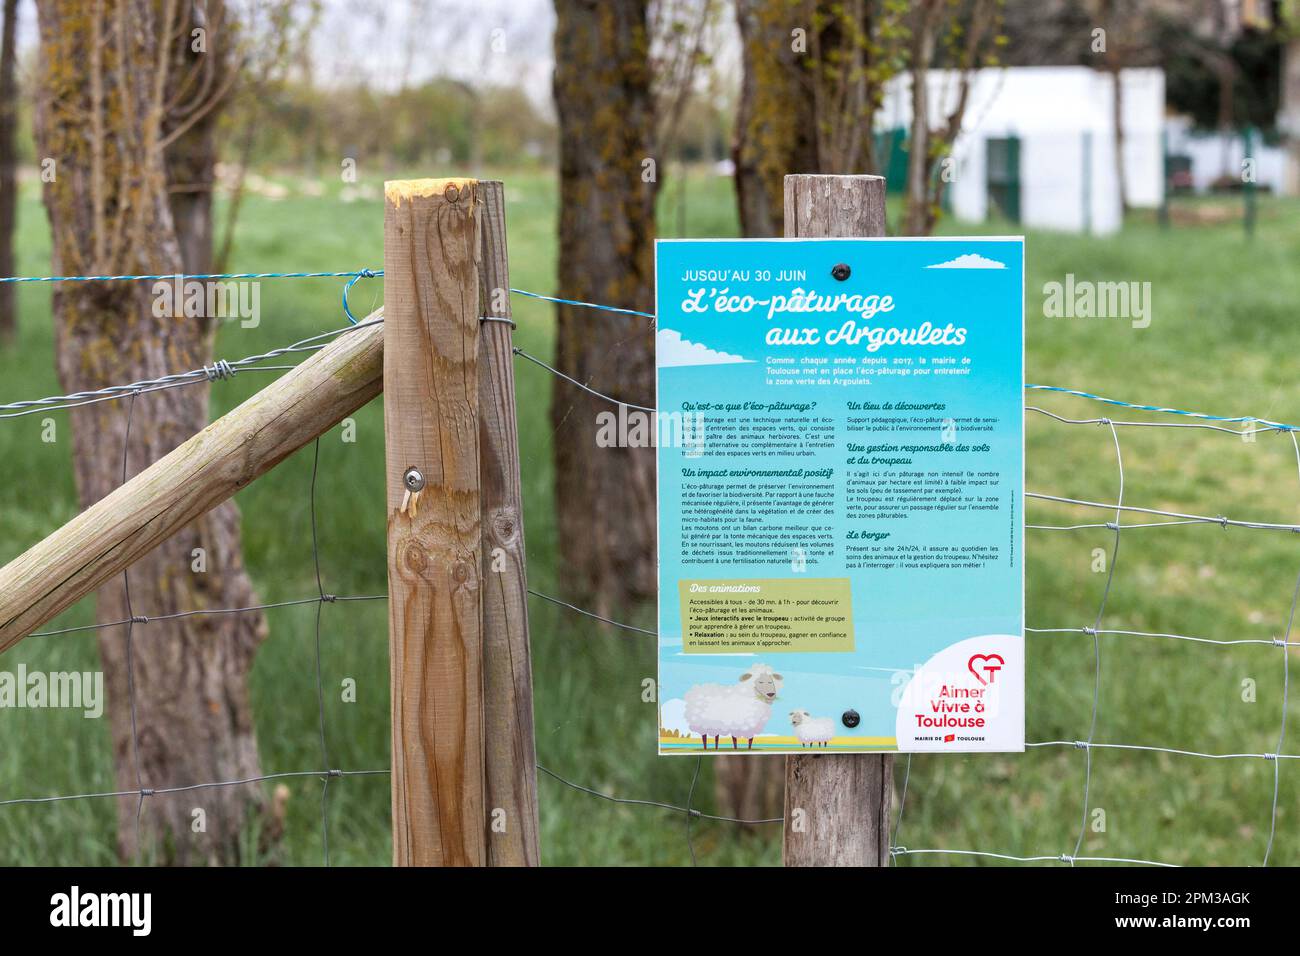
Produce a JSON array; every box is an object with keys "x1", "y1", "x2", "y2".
[
  {"x1": 878, "y1": 66, "x2": 1166, "y2": 235},
  {"x1": 1164, "y1": 115, "x2": 1286, "y2": 194}
]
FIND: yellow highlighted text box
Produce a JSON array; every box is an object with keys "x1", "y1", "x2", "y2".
[{"x1": 678, "y1": 578, "x2": 854, "y2": 654}]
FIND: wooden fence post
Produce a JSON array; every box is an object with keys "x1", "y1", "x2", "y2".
[
  {"x1": 477, "y1": 181, "x2": 541, "y2": 865},
  {"x1": 782, "y1": 173, "x2": 893, "y2": 867},
  {"x1": 384, "y1": 178, "x2": 487, "y2": 866}
]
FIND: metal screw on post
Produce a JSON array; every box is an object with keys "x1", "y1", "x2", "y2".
[
  {"x1": 403, "y1": 467, "x2": 425, "y2": 493},
  {"x1": 831, "y1": 263, "x2": 851, "y2": 281}
]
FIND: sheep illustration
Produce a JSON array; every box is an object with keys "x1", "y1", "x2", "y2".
[
  {"x1": 789, "y1": 709, "x2": 835, "y2": 748},
  {"x1": 684, "y1": 663, "x2": 783, "y2": 750}
]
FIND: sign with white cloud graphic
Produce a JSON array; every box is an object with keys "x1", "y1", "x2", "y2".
[
  {"x1": 655, "y1": 237, "x2": 1025, "y2": 755},
  {"x1": 656, "y1": 329, "x2": 752, "y2": 367},
  {"x1": 926, "y1": 252, "x2": 1008, "y2": 269}
]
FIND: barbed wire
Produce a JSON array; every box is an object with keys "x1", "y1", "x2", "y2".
[
  {"x1": 0, "y1": 279, "x2": 647, "y2": 420},
  {"x1": 0, "y1": 318, "x2": 382, "y2": 419},
  {"x1": 0, "y1": 270, "x2": 379, "y2": 283}
]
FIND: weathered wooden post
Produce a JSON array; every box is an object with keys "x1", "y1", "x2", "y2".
[
  {"x1": 383, "y1": 177, "x2": 540, "y2": 867},
  {"x1": 384, "y1": 178, "x2": 488, "y2": 866},
  {"x1": 782, "y1": 173, "x2": 893, "y2": 867},
  {"x1": 477, "y1": 181, "x2": 541, "y2": 866}
]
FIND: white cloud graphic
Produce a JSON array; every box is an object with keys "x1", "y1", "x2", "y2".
[
  {"x1": 657, "y1": 328, "x2": 752, "y2": 367},
  {"x1": 925, "y1": 252, "x2": 1006, "y2": 270},
  {"x1": 660, "y1": 698, "x2": 689, "y2": 733}
]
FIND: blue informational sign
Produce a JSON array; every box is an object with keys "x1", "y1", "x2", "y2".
[{"x1": 655, "y1": 238, "x2": 1024, "y2": 755}]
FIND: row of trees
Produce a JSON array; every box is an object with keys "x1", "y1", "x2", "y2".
[
  {"x1": 0, "y1": 0, "x2": 1293, "y2": 863},
  {"x1": 547, "y1": 0, "x2": 1300, "y2": 820},
  {"x1": 549, "y1": 0, "x2": 1008, "y2": 820},
  {"x1": 550, "y1": 0, "x2": 1007, "y2": 617},
  {"x1": 239, "y1": 80, "x2": 557, "y2": 172}
]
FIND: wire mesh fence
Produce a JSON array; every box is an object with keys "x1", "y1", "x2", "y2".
[
  {"x1": 514, "y1": 296, "x2": 1300, "y2": 868},
  {"x1": 3, "y1": 272, "x2": 1298, "y2": 866},
  {"x1": 0, "y1": 277, "x2": 391, "y2": 865}
]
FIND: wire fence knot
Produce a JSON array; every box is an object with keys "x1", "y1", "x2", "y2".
[
  {"x1": 326, "y1": 769, "x2": 343, "y2": 777},
  {"x1": 203, "y1": 359, "x2": 236, "y2": 382},
  {"x1": 1072, "y1": 740, "x2": 1090, "y2": 750},
  {"x1": 130, "y1": 615, "x2": 149, "y2": 624},
  {"x1": 139, "y1": 788, "x2": 155, "y2": 797},
  {"x1": 1058, "y1": 853, "x2": 1075, "y2": 863},
  {"x1": 1216, "y1": 515, "x2": 1230, "y2": 529},
  {"x1": 320, "y1": 593, "x2": 337, "y2": 603}
]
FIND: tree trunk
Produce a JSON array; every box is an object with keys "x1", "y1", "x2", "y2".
[
  {"x1": 903, "y1": 1, "x2": 941, "y2": 237},
  {"x1": 732, "y1": 0, "x2": 818, "y2": 237},
  {"x1": 1111, "y1": 64, "x2": 1128, "y2": 213},
  {"x1": 36, "y1": 0, "x2": 268, "y2": 866},
  {"x1": 551, "y1": 0, "x2": 657, "y2": 613},
  {"x1": 1281, "y1": 36, "x2": 1300, "y2": 196},
  {"x1": 903, "y1": 74, "x2": 930, "y2": 235},
  {"x1": 167, "y1": 142, "x2": 216, "y2": 274},
  {"x1": 1217, "y1": 56, "x2": 1236, "y2": 182},
  {"x1": 166, "y1": 1, "x2": 225, "y2": 276},
  {"x1": 0, "y1": 0, "x2": 18, "y2": 345}
]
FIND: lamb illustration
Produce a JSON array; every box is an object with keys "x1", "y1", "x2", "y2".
[
  {"x1": 789, "y1": 709, "x2": 835, "y2": 748},
  {"x1": 684, "y1": 663, "x2": 783, "y2": 750}
]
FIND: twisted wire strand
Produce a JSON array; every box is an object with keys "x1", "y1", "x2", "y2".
[{"x1": 0, "y1": 317, "x2": 383, "y2": 419}]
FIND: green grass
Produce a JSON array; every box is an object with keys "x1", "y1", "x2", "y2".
[{"x1": 3, "y1": 168, "x2": 1300, "y2": 865}]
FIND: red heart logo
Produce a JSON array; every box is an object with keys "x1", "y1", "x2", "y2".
[{"x1": 968, "y1": 653, "x2": 1005, "y2": 685}]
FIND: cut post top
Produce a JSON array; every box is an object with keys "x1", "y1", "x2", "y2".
[
  {"x1": 784, "y1": 173, "x2": 885, "y2": 183},
  {"x1": 384, "y1": 177, "x2": 478, "y2": 207}
]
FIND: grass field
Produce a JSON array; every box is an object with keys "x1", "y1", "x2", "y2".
[{"x1": 3, "y1": 170, "x2": 1300, "y2": 866}]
